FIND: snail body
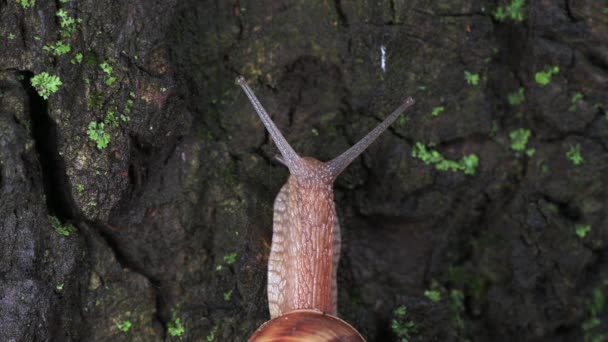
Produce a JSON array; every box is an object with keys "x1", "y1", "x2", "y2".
[
  {"x1": 268, "y1": 157, "x2": 339, "y2": 317},
  {"x1": 236, "y1": 76, "x2": 414, "y2": 341}
]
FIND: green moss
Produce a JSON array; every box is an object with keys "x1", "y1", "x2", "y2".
[
  {"x1": 412, "y1": 143, "x2": 479, "y2": 175},
  {"x1": 575, "y1": 224, "x2": 591, "y2": 238},
  {"x1": 436, "y1": 159, "x2": 463, "y2": 172},
  {"x1": 223, "y1": 289, "x2": 233, "y2": 301},
  {"x1": 509, "y1": 128, "x2": 531, "y2": 152},
  {"x1": 507, "y1": 88, "x2": 525, "y2": 106},
  {"x1": 105, "y1": 76, "x2": 117, "y2": 85},
  {"x1": 534, "y1": 66, "x2": 560, "y2": 86},
  {"x1": 43, "y1": 41, "x2": 71, "y2": 56},
  {"x1": 56, "y1": 8, "x2": 80, "y2": 38},
  {"x1": 464, "y1": 71, "x2": 480, "y2": 86},
  {"x1": 589, "y1": 288, "x2": 605, "y2": 319},
  {"x1": 569, "y1": 92, "x2": 584, "y2": 112},
  {"x1": 494, "y1": 0, "x2": 525, "y2": 22},
  {"x1": 526, "y1": 148, "x2": 536, "y2": 157},
  {"x1": 206, "y1": 325, "x2": 218, "y2": 342},
  {"x1": 566, "y1": 143, "x2": 583, "y2": 165},
  {"x1": 71, "y1": 52, "x2": 83, "y2": 65},
  {"x1": 104, "y1": 111, "x2": 120, "y2": 128},
  {"x1": 100, "y1": 62, "x2": 117, "y2": 85},
  {"x1": 424, "y1": 290, "x2": 442, "y2": 302},
  {"x1": 167, "y1": 312, "x2": 185, "y2": 337},
  {"x1": 87, "y1": 122, "x2": 110, "y2": 149},
  {"x1": 223, "y1": 252, "x2": 237, "y2": 265},
  {"x1": 117, "y1": 320, "x2": 132, "y2": 333},
  {"x1": 461, "y1": 155, "x2": 479, "y2": 175},
  {"x1": 31, "y1": 72, "x2": 62, "y2": 100},
  {"x1": 48, "y1": 215, "x2": 76, "y2": 236},
  {"x1": 412, "y1": 143, "x2": 443, "y2": 164},
  {"x1": 17, "y1": 0, "x2": 35, "y2": 9},
  {"x1": 391, "y1": 305, "x2": 417, "y2": 341},
  {"x1": 431, "y1": 106, "x2": 445, "y2": 117},
  {"x1": 99, "y1": 62, "x2": 112, "y2": 74},
  {"x1": 582, "y1": 286, "x2": 606, "y2": 341}
]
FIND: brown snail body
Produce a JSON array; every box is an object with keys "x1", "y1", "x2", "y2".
[{"x1": 236, "y1": 76, "x2": 414, "y2": 341}]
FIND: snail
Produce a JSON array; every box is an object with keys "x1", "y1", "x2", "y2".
[{"x1": 236, "y1": 76, "x2": 414, "y2": 341}]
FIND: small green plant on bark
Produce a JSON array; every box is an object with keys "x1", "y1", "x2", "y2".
[
  {"x1": 494, "y1": 0, "x2": 525, "y2": 22},
  {"x1": 216, "y1": 249, "x2": 239, "y2": 270},
  {"x1": 100, "y1": 62, "x2": 112, "y2": 74},
  {"x1": 535, "y1": 66, "x2": 560, "y2": 86},
  {"x1": 18, "y1": 0, "x2": 35, "y2": 9},
  {"x1": 71, "y1": 52, "x2": 83, "y2": 64},
  {"x1": 509, "y1": 128, "x2": 535, "y2": 156},
  {"x1": 569, "y1": 92, "x2": 584, "y2": 112},
  {"x1": 117, "y1": 320, "x2": 132, "y2": 333},
  {"x1": 87, "y1": 122, "x2": 110, "y2": 149},
  {"x1": 459, "y1": 155, "x2": 479, "y2": 175},
  {"x1": 223, "y1": 252, "x2": 238, "y2": 265},
  {"x1": 431, "y1": 106, "x2": 445, "y2": 117},
  {"x1": 167, "y1": 312, "x2": 185, "y2": 337},
  {"x1": 104, "y1": 111, "x2": 120, "y2": 128},
  {"x1": 56, "y1": 8, "x2": 80, "y2": 37},
  {"x1": 206, "y1": 325, "x2": 218, "y2": 342},
  {"x1": 582, "y1": 286, "x2": 606, "y2": 342},
  {"x1": 507, "y1": 88, "x2": 525, "y2": 106},
  {"x1": 43, "y1": 41, "x2": 71, "y2": 56},
  {"x1": 464, "y1": 71, "x2": 480, "y2": 86},
  {"x1": 391, "y1": 305, "x2": 417, "y2": 342},
  {"x1": 100, "y1": 62, "x2": 117, "y2": 85},
  {"x1": 223, "y1": 289, "x2": 233, "y2": 301},
  {"x1": 575, "y1": 224, "x2": 591, "y2": 238},
  {"x1": 8, "y1": 33, "x2": 16, "y2": 40},
  {"x1": 412, "y1": 143, "x2": 479, "y2": 175},
  {"x1": 48, "y1": 215, "x2": 76, "y2": 236},
  {"x1": 566, "y1": 143, "x2": 584, "y2": 165},
  {"x1": 31, "y1": 72, "x2": 62, "y2": 99},
  {"x1": 424, "y1": 290, "x2": 442, "y2": 302},
  {"x1": 124, "y1": 92, "x2": 136, "y2": 115}
]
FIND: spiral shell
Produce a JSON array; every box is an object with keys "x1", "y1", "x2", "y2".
[{"x1": 249, "y1": 309, "x2": 365, "y2": 342}]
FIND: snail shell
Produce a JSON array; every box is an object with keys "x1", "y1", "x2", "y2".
[{"x1": 249, "y1": 309, "x2": 366, "y2": 342}]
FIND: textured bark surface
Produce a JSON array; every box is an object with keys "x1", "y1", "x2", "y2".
[{"x1": 0, "y1": 0, "x2": 607, "y2": 341}]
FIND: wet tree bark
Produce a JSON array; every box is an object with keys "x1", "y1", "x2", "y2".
[{"x1": 0, "y1": 0, "x2": 607, "y2": 341}]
